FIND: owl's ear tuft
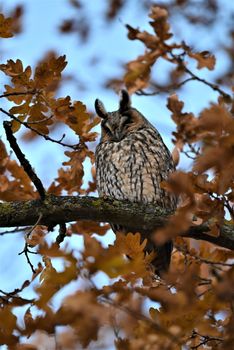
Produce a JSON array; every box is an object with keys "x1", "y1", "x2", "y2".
[
  {"x1": 95, "y1": 99, "x2": 107, "y2": 119},
  {"x1": 119, "y1": 89, "x2": 131, "y2": 112}
]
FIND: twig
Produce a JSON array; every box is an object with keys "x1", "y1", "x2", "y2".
[
  {"x1": 0, "y1": 90, "x2": 37, "y2": 99},
  {"x1": 136, "y1": 77, "x2": 195, "y2": 96},
  {"x1": 182, "y1": 144, "x2": 201, "y2": 160},
  {"x1": 26, "y1": 115, "x2": 54, "y2": 125},
  {"x1": 190, "y1": 331, "x2": 223, "y2": 350},
  {"x1": 100, "y1": 296, "x2": 181, "y2": 345},
  {"x1": 3, "y1": 120, "x2": 46, "y2": 200},
  {"x1": 56, "y1": 223, "x2": 67, "y2": 245},
  {"x1": 0, "y1": 280, "x2": 34, "y2": 305},
  {"x1": 25, "y1": 213, "x2": 43, "y2": 239},
  {"x1": 18, "y1": 241, "x2": 37, "y2": 274},
  {"x1": 0, "y1": 227, "x2": 31, "y2": 235},
  {"x1": 0, "y1": 108, "x2": 78, "y2": 149},
  {"x1": 175, "y1": 244, "x2": 234, "y2": 267},
  {"x1": 170, "y1": 52, "x2": 232, "y2": 101},
  {"x1": 18, "y1": 213, "x2": 42, "y2": 273}
]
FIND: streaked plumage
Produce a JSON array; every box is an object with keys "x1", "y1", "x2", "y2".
[{"x1": 95, "y1": 90, "x2": 177, "y2": 275}]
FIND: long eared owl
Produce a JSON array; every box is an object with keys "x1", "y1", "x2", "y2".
[{"x1": 95, "y1": 90, "x2": 177, "y2": 275}]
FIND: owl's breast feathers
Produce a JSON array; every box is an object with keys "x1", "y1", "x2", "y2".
[{"x1": 95, "y1": 127, "x2": 177, "y2": 209}]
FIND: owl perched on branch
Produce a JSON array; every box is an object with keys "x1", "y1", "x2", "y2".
[{"x1": 95, "y1": 90, "x2": 177, "y2": 275}]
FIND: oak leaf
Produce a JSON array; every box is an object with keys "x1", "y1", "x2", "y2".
[
  {"x1": 0, "y1": 13, "x2": 13, "y2": 38},
  {"x1": 188, "y1": 51, "x2": 216, "y2": 70}
]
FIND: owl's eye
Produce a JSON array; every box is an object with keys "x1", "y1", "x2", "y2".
[
  {"x1": 121, "y1": 114, "x2": 132, "y2": 128},
  {"x1": 101, "y1": 120, "x2": 113, "y2": 135}
]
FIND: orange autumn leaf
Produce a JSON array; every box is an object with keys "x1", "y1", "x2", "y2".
[
  {"x1": 0, "y1": 13, "x2": 14, "y2": 38},
  {"x1": 188, "y1": 51, "x2": 216, "y2": 70}
]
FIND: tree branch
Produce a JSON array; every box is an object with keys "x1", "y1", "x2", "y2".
[
  {"x1": 0, "y1": 107, "x2": 78, "y2": 149},
  {"x1": 0, "y1": 196, "x2": 233, "y2": 250}
]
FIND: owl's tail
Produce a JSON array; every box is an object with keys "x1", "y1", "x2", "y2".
[{"x1": 146, "y1": 239, "x2": 173, "y2": 277}]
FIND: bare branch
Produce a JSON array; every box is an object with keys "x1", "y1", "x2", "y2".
[
  {"x1": 0, "y1": 227, "x2": 30, "y2": 236},
  {"x1": 0, "y1": 107, "x2": 78, "y2": 149},
  {"x1": 3, "y1": 121, "x2": 46, "y2": 200},
  {"x1": 175, "y1": 244, "x2": 234, "y2": 267},
  {"x1": 136, "y1": 77, "x2": 196, "y2": 96},
  {"x1": 170, "y1": 53, "x2": 232, "y2": 101},
  {"x1": 56, "y1": 223, "x2": 67, "y2": 245},
  {"x1": 0, "y1": 90, "x2": 37, "y2": 99}
]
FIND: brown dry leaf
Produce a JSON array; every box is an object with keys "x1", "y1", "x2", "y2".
[
  {"x1": 3, "y1": 85, "x2": 31, "y2": 104},
  {"x1": 24, "y1": 308, "x2": 34, "y2": 330},
  {"x1": 126, "y1": 24, "x2": 159, "y2": 49},
  {"x1": 58, "y1": 291, "x2": 107, "y2": 348},
  {"x1": 171, "y1": 146, "x2": 180, "y2": 166},
  {"x1": 198, "y1": 104, "x2": 233, "y2": 135},
  {"x1": 82, "y1": 234, "x2": 123, "y2": 277},
  {"x1": 114, "y1": 232, "x2": 147, "y2": 260},
  {"x1": 208, "y1": 223, "x2": 220, "y2": 237},
  {"x1": 26, "y1": 226, "x2": 46, "y2": 247},
  {"x1": 188, "y1": 51, "x2": 216, "y2": 70},
  {"x1": 193, "y1": 104, "x2": 234, "y2": 193},
  {"x1": 0, "y1": 141, "x2": 36, "y2": 201},
  {"x1": 34, "y1": 54, "x2": 67, "y2": 90},
  {"x1": 53, "y1": 97, "x2": 99, "y2": 141},
  {"x1": 82, "y1": 233, "x2": 104, "y2": 262},
  {"x1": 124, "y1": 52, "x2": 155, "y2": 92},
  {"x1": 167, "y1": 94, "x2": 198, "y2": 144},
  {"x1": 0, "y1": 13, "x2": 14, "y2": 38},
  {"x1": 115, "y1": 338, "x2": 130, "y2": 350},
  {"x1": 167, "y1": 93, "x2": 184, "y2": 116},
  {"x1": 16, "y1": 345, "x2": 37, "y2": 350},
  {"x1": 0, "y1": 306, "x2": 17, "y2": 337},
  {"x1": 66, "y1": 101, "x2": 99, "y2": 141},
  {"x1": 36, "y1": 246, "x2": 78, "y2": 310},
  {"x1": 82, "y1": 233, "x2": 150, "y2": 279},
  {"x1": 62, "y1": 149, "x2": 86, "y2": 193},
  {"x1": 50, "y1": 146, "x2": 92, "y2": 195},
  {"x1": 0, "y1": 59, "x2": 32, "y2": 89},
  {"x1": 70, "y1": 220, "x2": 109, "y2": 236},
  {"x1": 149, "y1": 6, "x2": 172, "y2": 41}
]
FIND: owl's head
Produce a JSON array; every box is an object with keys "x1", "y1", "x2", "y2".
[{"x1": 95, "y1": 90, "x2": 150, "y2": 142}]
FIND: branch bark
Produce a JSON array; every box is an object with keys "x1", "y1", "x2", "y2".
[{"x1": 0, "y1": 195, "x2": 233, "y2": 250}]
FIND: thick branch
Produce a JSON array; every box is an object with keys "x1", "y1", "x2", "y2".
[
  {"x1": 0, "y1": 196, "x2": 233, "y2": 250},
  {"x1": 3, "y1": 121, "x2": 46, "y2": 200}
]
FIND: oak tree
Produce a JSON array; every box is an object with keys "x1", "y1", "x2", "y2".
[{"x1": 0, "y1": 2, "x2": 233, "y2": 349}]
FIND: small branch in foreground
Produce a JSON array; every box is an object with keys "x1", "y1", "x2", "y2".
[
  {"x1": 3, "y1": 121, "x2": 46, "y2": 200},
  {"x1": 0, "y1": 280, "x2": 34, "y2": 306},
  {"x1": 0, "y1": 90, "x2": 37, "y2": 99},
  {"x1": 190, "y1": 330, "x2": 223, "y2": 350},
  {"x1": 56, "y1": 223, "x2": 67, "y2": 245},
  {"x1": 136, "y1": 77, "x2": 195, "y2": 96},
  {"x1": 0, "y1": 108, "x2": 78, "y2": 149},
  {"x1": 171, "y1": 52, "x2": 232, "y2": 101},
  {"x1": 0, "y1": 227, "x2": 31, "y2": 236},
  {"x1": 175, "y1": 244, "x2": 234, "y2": 267},
  {"x1": 137, "y1": 54, "x2": 232, "y2": 101},
  {"x1": 101, "y1": 295, "x2": 181, "y2": 345},
  {"x1": 18, "y1": 213, "x2": 42, "y2": 273},
  {"x1": 18, "y1": 243, "x2": 37, "y2": 274}
]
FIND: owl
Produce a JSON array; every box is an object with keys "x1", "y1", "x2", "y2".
[{"x1": 95, "y1": 90, "x2": 177, "y2": 275}]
